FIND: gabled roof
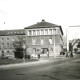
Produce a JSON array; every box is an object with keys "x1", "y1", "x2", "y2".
[
  {"x1": 0, "y1": 29, "x2": 25, "y2": 36},
  {"x1": 25, "y1": 19, "x2": 63, "y2": 35},
  {"x1": 70, "y1": 39, "x2": 80, "y2": 46}
]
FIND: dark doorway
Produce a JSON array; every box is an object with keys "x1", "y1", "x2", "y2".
[{"x1": 42, "y1": 48, "x2": 48, "y2": 54}]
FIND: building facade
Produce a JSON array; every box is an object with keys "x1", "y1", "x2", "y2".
[
  {"x1": 69, "y1": 39, "x2": 80, "y2": 53},
  {"x1": 0, "y1": 20, "x2": 64, "y2": 58},
  {"x1": 0, "y1": 29, "x2": 25, "y2": 57},
  {"x1": 25, "y1": 20, "x2": 63, "y2": 56}
]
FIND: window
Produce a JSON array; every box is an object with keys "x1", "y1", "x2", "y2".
[
  {"x1": 2, "y1": 51, "x2": 4, "y2": 53},
  {"x1": 53, "y1": 29, "x2": 56, "y2": 34},
  {"x1": 17, "y1": 32, "x2": 19, "y2": 34},
  {"x1": 2, "y1": 43, "x2": 4, "y2": 45},
  {"x1": 8, "y1": 32, "x2": 10, "y2": 34},
  {"x1": 50, "y1": 48, "x2": 53, "y2": 52},
  {"x1": 1, "y1": 43, "x2": 4, "y2": 48},
  {"x1": 7, "y1": 51, "x2": 10, "y2": 53},
  {"x1": 49, "y1": 29, "x2": 52, "y2": 35},
  {"x1": 7, "y1": 38, "x2": 9, "y2": 40},
  {"x1": 11, "y1": 32, "x2": 13, "y2": 34},
  {"x1": 37, "y1": 30, "x2": 40, "y2": 35},
  {"x1": 1, "y1": 38, "x2": 4, "y2": 41},
  {"x1": 41, "y1": 30, "x2": 44, "y2": 35},
  {"x1": 41, "y1": 38, "x2": 44, "y2": 45},
  {"x1": 49, "y1": 38, "x2": 52, "y2": 44},
  {"x1": 32, "y1": 38, "x2": 35, "y2": 45},
  {"x1": 33, "y1": 48, "x2": 36, "y2": 52},
  {"x1": 45, "y1": 29, "x2": 48, "y2": 35},
  {"x1": 56, "y1": 29, "x2": 57, "y2": 34},
  {"x1": 7, "y1": 43, "x2": 9, "y2": 47},
  {"x1": 21, "y1": 31, "x2": 23, "y2": 33},
  {"x1": 33, "y1": 30, "x2": 36, "y2": 35},
  {"x1": 12, "y1": 38, "x2": 14, "y2": 41},
  {"x1": 29, "y1": 30, "x2": 31, "y2": 35},
  {"x1": 14, "y1": 32, "x2": 16, "y2": 34}
]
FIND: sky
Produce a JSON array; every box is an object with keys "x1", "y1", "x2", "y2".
[{"x1": 0, "y1": 0, "x2": 80, "y2": 40}]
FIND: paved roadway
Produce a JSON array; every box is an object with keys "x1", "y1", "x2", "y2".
[{"x1": 0, "y1": 55, "x2": 80, "y2": 80}]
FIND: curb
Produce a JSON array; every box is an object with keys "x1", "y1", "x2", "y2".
[
  {"x1": 0, "y1": 55, "x2": 79, "y2": 70},
  {"x1": 0, "y1": 59, "x2": 51, "y2": 69},
  {"x1": 0, "y1": 57, "x2": 66, "y2": 70}
]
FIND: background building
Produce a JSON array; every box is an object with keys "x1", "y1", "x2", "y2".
[
  {"x1": 0, "y1": 29, "x2": 25, "y2": 57},
  {"x1": 69, "y1": 39, "x2": 80, "y2": 53},
  {"x1": 25, "y1": 19, "x2": 63, "y2": 57}
]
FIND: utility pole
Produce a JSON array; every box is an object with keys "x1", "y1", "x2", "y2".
[
  {"x1": 66, "y1": 28, "x2": 69, "y2": 52},
  {"x1": 22, "y1": 44, "x2": 26, "y2": 63},
  {"x1": 53, "y1": 29, "x2": 56, "y2": 57}
]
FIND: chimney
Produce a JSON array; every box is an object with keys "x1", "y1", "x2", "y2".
[{"x1": 42, "y1": 19, "x2": 45, "y2": 22}]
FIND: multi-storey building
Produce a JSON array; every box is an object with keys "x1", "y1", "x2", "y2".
[
  {"x1": 25, "y1": 20, "x2": 63, "y2": 56},
  {"x1": 0, "y1": 19, "x2": 64, "y2": 58},
  {"x1": 0, "y1": 29, "x2": 25, "y2": 57}
]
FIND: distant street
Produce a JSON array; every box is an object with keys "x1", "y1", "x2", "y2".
[{"x1": 0, "y1": 55, "x2": 80, "y2": 80}]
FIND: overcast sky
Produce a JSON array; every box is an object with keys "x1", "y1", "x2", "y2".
[{"x1": 0, "y1": 0, "x2": 80, "y2": 40}]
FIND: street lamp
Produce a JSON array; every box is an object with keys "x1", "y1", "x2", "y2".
[{"x1": 22, "y1": 44, "x2": 26, "y2": 63}]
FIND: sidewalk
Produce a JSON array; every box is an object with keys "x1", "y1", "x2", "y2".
[
  {"x1": 0, "y1": 54, "x2": 79, "y2": 70},
  {"x1": 0, "y1": 60, "x2": 55, "y2": 70},
  {"x1": 0, "y1": 56, "x2": 66, "y2": 70}
]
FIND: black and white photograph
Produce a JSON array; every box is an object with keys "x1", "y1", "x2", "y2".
[{"x1": 0, "y1": 0, "x2": 80, "y2": 80}]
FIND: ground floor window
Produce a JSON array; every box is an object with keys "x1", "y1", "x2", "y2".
[
  {"x1": 2, "y1": 51, "x2": 4, "y2": 53},
  {"x1": 7, "y1": 51, "x2": 9, "y2": 53},
  {"x1": 1, "y1": 51, "x2": 4, "y2": 57},
  {"x1": 33, "y1": 48, "x2": 36, "y2": 52}
]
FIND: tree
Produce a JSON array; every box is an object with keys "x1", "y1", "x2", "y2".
[
  {"x1": 77, "y1": 42, "x2": 80, "y2": 48},
  {"x1": 74, "y1": 48, "x2": 78, "y2": 53},
  {"x1": 13, "y1": 36, "x2": 25, "y2": 48},
  {"x1": 69, "y1": 43, "x2": 73, "y2": 52},
  {"x1": 13, "y1": 36, "x2": 26, "y2": 59}
]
